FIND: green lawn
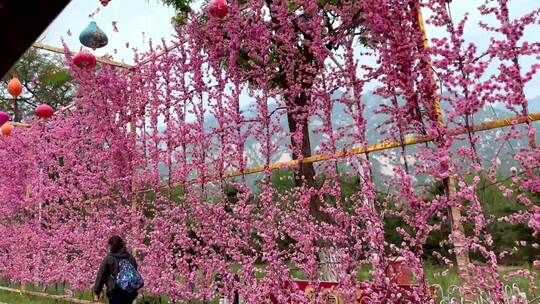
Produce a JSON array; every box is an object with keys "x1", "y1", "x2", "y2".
[
  {"x1": 0, "y1": 291, "x2": 76, "y2": 304},
  {"x1": 1, "y1": 264, "x2": 538, "y2": 303},
  {"x1": 424, "y1": 264, "x2": 540, "y2": 301},
  {"x1": 0, "y1": 282, "x2": 95, "y2": 304}
]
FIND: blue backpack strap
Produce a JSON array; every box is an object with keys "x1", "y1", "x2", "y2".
[{"x1": 109, "y1": 255, "x2": 124, "y2": 289}]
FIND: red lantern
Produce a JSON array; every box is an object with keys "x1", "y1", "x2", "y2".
[
  {"x1": 7, "y1": 77, "x2": 23, "y2": 98},
  {"x1": 35, "y1": 104, "x2": 54, "y2": 119},
  {"x1": 208, "y1": 0, "x2": 228, "y2": 19},
  {"x1": 73, "y1": 52, "x2": 97, "y2": 69},
  {"x1": 1, "y1": 123, "x2": 13, "y2": 137}
]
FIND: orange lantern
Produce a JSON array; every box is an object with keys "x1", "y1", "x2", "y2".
[
  {"x1": 1, "y1": 123, "x2": 13, "y2": 137},
  {"x1": 7, "y1": 77, "x2": 23, "y2": 98}
]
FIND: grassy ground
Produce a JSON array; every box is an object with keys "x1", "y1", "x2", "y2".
[
  {"x1": 0, "y1": 291, "x2": 76, "y2": 304},
  {"x1": 424, "y1": 264, "x2": 540, "y2": 301},
  {"x1": 0, "y1": 281, "x2": 95, "y2": 304},
  {"x1": 1, "y1": 264, "x2": 538, "y2": 303}
]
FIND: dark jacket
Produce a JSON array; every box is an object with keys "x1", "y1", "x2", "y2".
[{"x1": 93, "y1": 246, "x2": 138, "y2": 296}]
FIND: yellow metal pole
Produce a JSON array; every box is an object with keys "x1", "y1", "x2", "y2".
[
  {"x1": 10, "y1": 106, "x2": 540, "y2": 177},
  {"x1": 416, "y1": 7, "x2": 444, "y2": 126},
  {"x1": 77, "y1": 110, "x2": 540, "y2": 208},
  {"x1": 225, "y1": 112, "x2": 540, "y2": 178}
]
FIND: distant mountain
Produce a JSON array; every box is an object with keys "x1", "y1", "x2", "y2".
[
  {"x1": 528, "y1": 95, "x2": 540, "y2": 113},
  {"x1": 158, "y1": 93, "x2": 540, "y2": 189}
]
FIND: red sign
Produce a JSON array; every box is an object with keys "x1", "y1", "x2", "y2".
[
  {"x1": 269, "y1": 259, "x2": 415, "y2": 303},
  {"x1": 270, "y1": 280, "x2": 417, "y2": 304}
]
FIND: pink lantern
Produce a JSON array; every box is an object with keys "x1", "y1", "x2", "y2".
[
  {"x1": 73, "y1": 52, "x2": 97, "y2": 69},
  {"x1": 35, "y1": 104, "x2": 54, "y2": 119},
  {"x1": 0, "y1": 111, "x2": 9, "y2": 126},
  {"x1": 208, "y1": 0, "x2": 228, "y2": 19}
]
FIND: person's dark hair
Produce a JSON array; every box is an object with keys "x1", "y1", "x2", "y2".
[{"x1": 108, "y1": 235, "x2": 124, "y2": 253}]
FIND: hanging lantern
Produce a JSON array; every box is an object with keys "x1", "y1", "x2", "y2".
[
  {"x1": 1, "y1": 123, "x2": 13, "y2": 137},
  {"x1": 208, "y1": 0, "x2": 229, "y2": 19},
  {"x1": 35, "y1": 104, "x2": 54, "y2": 119},
  {"x1": 79, "y1": 21, "x2": 108, "y2": 49},
  {"x1": 73, "y1": 52, "x2": 97, "y2": 69},
  {"x1": 0, "y1": 112, "x2": 9, "y2": 126},
  {"x1": 100, "y1": 0, "x2": 111, "y2": 6},
  {"x1": 7, "y1": 77, "x2": 23, "y2": 98}
]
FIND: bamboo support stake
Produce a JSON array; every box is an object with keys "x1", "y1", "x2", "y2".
[
  {"x1": 130, "y1": 114, "x2": 138, "y2": 211},
  {"x1": 32, "y1": 42, "x2": 133, "y2": 69},
  {"x1": 136, "y1": 43, "x2": 180, "y2": 66},
  {"x1": 417, "y1": 6, "x2": 474, "y2": 300}
]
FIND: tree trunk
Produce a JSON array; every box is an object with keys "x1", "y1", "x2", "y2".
[
  {"x1": 286, "y1": 92, "x2": 334, "y2": 224},
  {"x1": 446, "y1": 176, "x2": 475, "y2": 302},
  {"x1": 318, "y1": 248, "x2": 340, "y2": 282},
  {"x1": 286, "y1": 92, "x2": 338, "y2": 281}
]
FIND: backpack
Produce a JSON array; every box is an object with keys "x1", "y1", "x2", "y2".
[{"x1": 113, "y1": 258, "x2": 144, "y2": 293}]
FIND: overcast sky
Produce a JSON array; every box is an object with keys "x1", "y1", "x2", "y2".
[
  {"x1": 40, "y1": 0, "x2": 177, "y2": 65},
  {"x1": 40, "y1": 0, "x2": 540, "y2": 99},
  {"x1": 423, "y1": 0, "x2": 540, "y2": 100}
]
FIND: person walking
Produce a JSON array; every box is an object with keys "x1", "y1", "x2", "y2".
[{"x1": 93, "y1": 235, "x2": 144, "y2": 304}]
